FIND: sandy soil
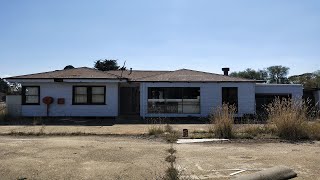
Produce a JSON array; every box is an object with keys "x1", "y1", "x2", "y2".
[
  {"x1": 0, "y1": 136, "x2": 319, "y2": 180},
  {"x1": 0, "y1": 124, "x2": 262, "y2": 135}
]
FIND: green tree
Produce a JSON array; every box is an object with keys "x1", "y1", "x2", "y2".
[
  {"x1": 289, "y1": 71, "x2": 320, "y2": 88},
  {"x1": 94, "y1": 59, "x2": 123, "y2": 71},
  {"x1": 230, "y1": 68, "x2": 268, "y2": 80},
  {"x1": 64, "y1": 65, "x2": 75, "y2": 70},
  {"x1": 0, "y1": 78, "x2": 9, "y2": 93},
  {"x1": 267, "y1": 65, "x2": 290, "y2": 84}
]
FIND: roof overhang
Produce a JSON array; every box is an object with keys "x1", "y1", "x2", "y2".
[
  {"x1": 5, "y1": 78, "x2": 127, "y2": 83},
  {"x1": 133, "y1": 81, "x2": 256, "y2": 83}
]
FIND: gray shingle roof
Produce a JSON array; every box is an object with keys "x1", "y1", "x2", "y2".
[
  {"x1": 134, "y1": 69, "x2": 255, "y2": 82},
  {"x1": 107, "y1": 70, "x2": 170, "y2": 80},
  {"x1": 6, "y1": 67, "x2": 120, "y2": 79},
  {"x1": 6, "y1": 67, "x2": 254, "y2": 82}
]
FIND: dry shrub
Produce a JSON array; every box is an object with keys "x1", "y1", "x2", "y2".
[
  {"x1": 0, "y1": 105, "x2": 8, "y2": 122},
  {"x1": 164, "y1": 124, "x2": 174, "y2": 133},
  {"x1": 237, "y1": 125, "x2": 277, "y2": 139},
  {"x1": 266, "y1": 98, "x2": 309, "y2": 140},
  {"x1": 148, "y1": 125, "x2": 164, "y2": 136},
  {"x1": 210, "y1": 104, "x2": 235, "y2": 139},
  {"x1": 164, "y1": 127, "x2": 180, "y2": 180},
  {"x1": 164, "y1": 167, "x2": 179, "y2": 180},
  {"x1": 165, "y1": 130, "x2": 180, "y2": 143},
  {"x1": 307, "y1": 121, "x2": 320, "y2": 140}
]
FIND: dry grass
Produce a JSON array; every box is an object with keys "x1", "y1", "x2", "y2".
[
  {"x1": 266, "y1": 98, "x2": 310, "y2": 140},
  {"x1": 165, "y1": 130, "x2": 180, "y2": 143},
  {"x1": 210, "y1": 104, "x2": 235, "y2": 139},
  {"x1": 148, "y1": 126, "x2": 164, "y2": 136},
  {"x1": 307, "y1": 121, "x2": 320, "y2": 140},
  {"x1": 236, "y1": 125, "x2": 278, "y2": 139},
  {"x1": 0, "y1": 103, "x2": 8, "y2": 122}
]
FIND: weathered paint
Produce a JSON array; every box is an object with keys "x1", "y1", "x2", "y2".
[
  {"x1": 140, "y1": 82, "x2": 256, "y2": 118},
  {"x1": 20, "y1": 82, "x2": 118, "y2": 117}
]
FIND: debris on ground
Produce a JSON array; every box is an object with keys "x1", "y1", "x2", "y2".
[{"x1": 176, "y1": 138, "x2": 229, "y2": 144}]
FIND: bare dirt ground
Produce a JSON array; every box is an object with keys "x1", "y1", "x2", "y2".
[
  {"x1": 0, "y1": 136, "x2": 319, "y2": 180},
  {"x1": 0, "y1": 124, "x2": 261, "y2": 135}
]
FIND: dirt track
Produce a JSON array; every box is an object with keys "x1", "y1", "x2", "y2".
[{"x1": 0, "y1": 136, "x2": 319, "y2": 180}]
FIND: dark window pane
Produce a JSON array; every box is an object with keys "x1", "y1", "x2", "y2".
[
  {"x1": 147, "y1": 87, "x2": 200, "y2": 114},
  {"x1": 92, "y1": 95, "x2": 105, "y2": 103},
  {"x1": 73, "y1": 86, "x2": 105, "y2": 105},
  {"x1": 222, "y1": 87, "x2": 238, "y2": 111},
  {"x1": 74, "y1": 95, "x2": 87, "y2": 103},
  {"x1": 25, "y1": 96, "x2": 39, "y2": 103},
  {"x1": 23, "y1": 86, "x2": 40, "y2": 104}
]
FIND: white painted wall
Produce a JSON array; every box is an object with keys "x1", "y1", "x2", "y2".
[
  {"x1": 17, "y1": 81, "x2": 304, "y2": 118},
  {"x1": 140, "y1": 82, "x2": 256, "y2": 118},
  {"x1": 255, "y1": 84, "x2": 303, "y2": 99},
  {"x1": 20, "y1": 82, "x2": 119, "y2": 117}
]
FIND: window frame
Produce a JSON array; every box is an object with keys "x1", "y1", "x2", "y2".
[
  {"x1": 22, "y1": 86, "x2": 40, "y2": 105},
  {"x1": 72, "y1": 86, "x2": 106, "y2": 105},
  {"x1": 147, "y1": 87, "x2": 201, "y2": 114}
]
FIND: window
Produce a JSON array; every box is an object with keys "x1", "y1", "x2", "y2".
[
  {"x1": 92, "y1": 87, "x2": 105, "y2": 104},
  {"x1": 22, "y1": 86, "x2": 40, "y2": 105},
  {"x1": 255, "y1": 94, "x2": 292, "y2": 114},
  {"x1": 222, "y1": 87, "x2": 238, "y2": 111},
  {"x1": 74, "y1": 87, "x2": 88, "y2": 104},
  {"x1": 73, "y1": 86, "x2": 106, "y2": 105},
  {"x1": 147, "y1": 87, "x2": 200, "y2": 114}
]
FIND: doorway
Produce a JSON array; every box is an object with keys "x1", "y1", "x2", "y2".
[{"x1": 119, "y1": 87, "x2": 140, "y2": 115}]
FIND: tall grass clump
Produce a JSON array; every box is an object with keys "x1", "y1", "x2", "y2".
[
  {"x1": 266, "y1": 98, "x2": 309, "y2": 140},
  {"x1": 307, "y1": 121, "x2": 320, "y2": 140},
  {"x1": 148, "y1": 125, "x2": 164, "y2": 136},
  {"x1": 147, "y1": 117, "x2": 165, "y2": 136},
  {"x1": 0, "y1": 104, "x2": 8, "y2": 122},
  {"x1": 210, "y1": 103, "x2": 236, "y2": 139}
]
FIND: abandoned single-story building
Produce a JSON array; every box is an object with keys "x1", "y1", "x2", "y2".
[{"x1": 5, "y1": 67, "x2": 303, "y2": 118}]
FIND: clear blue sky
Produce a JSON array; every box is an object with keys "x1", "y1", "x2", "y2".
[{"x1": 0, "y1": 0, "x2": 319, "y2": 77}]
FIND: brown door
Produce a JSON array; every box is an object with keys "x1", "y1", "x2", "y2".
[{"x1": 120, "y1": 87, "x2": 140, "y2": 115}]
